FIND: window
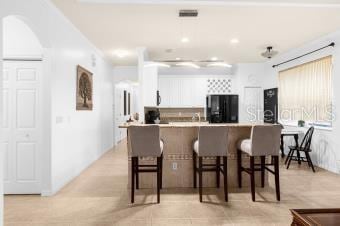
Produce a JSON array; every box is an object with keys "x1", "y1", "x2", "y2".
[{"x1": 278, "y1": 56, "x2": 333, "y2": 127}]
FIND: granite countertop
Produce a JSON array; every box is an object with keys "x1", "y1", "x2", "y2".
[{"x1": 119, "y1": 122, "x2": 267, "y2": 128}]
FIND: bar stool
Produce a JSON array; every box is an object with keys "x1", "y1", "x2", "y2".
[
  {"x1": 237, "y1": 125, "x2": 282, "y2": 202},
  {"x1": 193, "y1": 126, "x2": 229, "y2": 202},
  {"x1": 128, "y1": 125, "x2": 164, "y2": 204}
]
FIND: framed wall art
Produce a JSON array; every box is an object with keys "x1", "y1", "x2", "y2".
[{"x1": 76, "y1": 65, "x2": 93, "y2": 110}]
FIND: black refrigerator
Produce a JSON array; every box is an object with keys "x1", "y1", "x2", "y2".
[
  {"x1": 264, "y1": 88, "x2": 278, "y2": 123},
  {"x1": 206, "y1": 95, "x2": 239, "y2": 123}
]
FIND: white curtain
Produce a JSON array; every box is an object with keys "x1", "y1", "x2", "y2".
[{"x1": 278, "y1": 56, "x2": 332, "y2": 122}]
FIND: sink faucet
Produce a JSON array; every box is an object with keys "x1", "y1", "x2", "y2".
[{"x1": 192, "y1": 112, "x2": 201, "y2": 122}]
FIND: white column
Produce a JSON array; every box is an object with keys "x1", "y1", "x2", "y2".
[{"x1": 136, "y1": 47, "x2": 147, "y2": 123}]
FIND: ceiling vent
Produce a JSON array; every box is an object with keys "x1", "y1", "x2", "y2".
[{"x1": 179, "y1": 9, "x2": 198, "y2": 17}]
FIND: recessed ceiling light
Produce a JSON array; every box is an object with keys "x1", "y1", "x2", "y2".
[
  {"x1": 211, "y1": 57, "x2": 218, "y2": 61},
  {"x1": 113, "y1": 49, "x2": 129, "y2": 58},
  {"x1": 144, "y1": 62, "x2": 170, "y2": 68},
  {"x1": 176, "y1": 62, "x2": 200, "y2": 69},
  {"x1": 207, "y1": 62, "x2": 232, "y2": 68},
  {"x1": 230, "y1": 38, "x2": 239, "y2": 44},
  {"x1": 181, "y1": 37, "x2": 190, "y2": 43}
]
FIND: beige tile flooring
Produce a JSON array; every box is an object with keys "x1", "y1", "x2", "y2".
[{"x1": 5, "y1": 141, "x2": 340, "y2": 226}]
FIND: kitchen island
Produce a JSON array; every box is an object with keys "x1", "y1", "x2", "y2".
[{"x1": 119, "y1": 122, "x2": 268, "y2": 188}]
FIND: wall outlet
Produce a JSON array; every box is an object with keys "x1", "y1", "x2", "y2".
[
  {"x1": 56, "y1": 116, "x2": 63, "y2": 124},
  {"x1": 172, "y1": 162, "x2": 178, "y2": 170}
]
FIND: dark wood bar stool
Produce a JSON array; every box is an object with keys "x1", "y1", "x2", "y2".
[
  {"x1": 193, "y1": 126, "x2": 229, "y2": 202},
  {"x1": 237, "y1": 125, "x2": 282, "y2": 202},
  {"x1": 286, "y1": 127, "x2": 315, "y2": 172},
  {"x1": 128, "y1": 125, "x2": 164, "y2": 204}
]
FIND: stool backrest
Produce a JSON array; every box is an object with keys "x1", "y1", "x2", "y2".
[
  {"x1": 250, "y1": 125, "x2": 282, "y2": 156},
  {"x1": 198, "y1": 126, "x2": 229, "y2": 157},
  {"x1": 300, "y1": 126, "x2": 314, "y2": 152},
  {"x1": 128, "y1": 125, "x2": 161, "y2": 157}
]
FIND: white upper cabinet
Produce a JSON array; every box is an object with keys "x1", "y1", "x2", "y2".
[
  {"x1": 181, "y1": 78, "x2": 193, "y2": 107},
  {"x1": 192, "y1": 78, "x2": 207, "y2": 107},
  {"x1": 158, "y1": 76, "x2": 207, "y2": 108},
  {"x1": 169, "y1": 79, "x2": 181, "y2": 107},
  {"x1": 158, "y1": 77, "x2": 171, "y2": 107},
  {"x1": 141, "y1": 66, "x2": 158, "y2": 107}
]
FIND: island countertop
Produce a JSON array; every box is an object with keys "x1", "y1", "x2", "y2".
[
  {"x1": 124, "y1": 121, "x2": 268, "y2": 189},
  {"x1": 119, "y1": 121, "x2": 268, "y2": 128}
]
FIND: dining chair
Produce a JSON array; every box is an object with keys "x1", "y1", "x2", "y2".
[{"x1": 286, "y1": 127, "x2": 315, "y2": 172}]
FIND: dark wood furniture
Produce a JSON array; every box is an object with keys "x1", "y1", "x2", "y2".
[
  {"x1": 238, "y1": 152, "x2": 280, "y2": 201},
  {"x1": 192, "y1": 126, "x2": 229, "y2": 202},
  {"x1": 290, "y1": 208, "x2": 340, "y2": 226},
  {"x1": 193, "y1": 153, "x2": 228, "y2": 202},
  {"x1": 129, "y1": 126, "x2": 164, "y2": 204},
  {"x1": 286, "y1": 127, "x2": 315, "y2": 172},
  {"x1": 281, "y1": 131, "x2": 300, "y2": 158},
  {"x1": 237, "y1": 125, "x2": 282, "y2": 202},
  {"x1": 131, "y1": 154, "x2": 163, "y2": 203}
]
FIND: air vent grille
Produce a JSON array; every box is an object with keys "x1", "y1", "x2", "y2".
[{"x1": 179, "y1": 10, "x2": 198, "y2": 17}]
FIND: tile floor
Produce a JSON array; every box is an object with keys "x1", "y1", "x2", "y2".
[{"x1": 4, "y1": 141, "x2": 340, "y2": 226}]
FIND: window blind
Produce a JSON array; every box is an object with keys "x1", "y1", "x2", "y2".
[{"x1": 278, "y1": 56, "x2": 333, "y2": 122}]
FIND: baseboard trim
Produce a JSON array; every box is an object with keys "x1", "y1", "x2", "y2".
[{"x1": 41, "y1": 190, "x2": 54, "y2": 197}]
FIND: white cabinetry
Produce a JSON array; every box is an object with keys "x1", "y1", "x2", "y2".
[
  {"x1": 169, "y1": 79, "x2": 182, "y2": 107},
  {"x1": 181, "y1": 78, "x2": 193, "y2": 107},
  {"x1": 192, "y1": 78, "x2": 206, "y2": 107},
  {"x1": 141, "y1": 66, "x2": 158, "y2": 107},
  {"x1": 158, "y1": 76, "x2": 207, "y2": 108},
  {"x1": 158, "y1": 77, "x2": 170, "y2": 107}
]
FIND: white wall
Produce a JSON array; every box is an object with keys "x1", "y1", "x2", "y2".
[
  {"x1": 264, "y1": 31, "x2": 340, "y2": 173},
  {"x1": 0, "y1": 10, "x2": 3, "y2": 226},
  {"x1": 113, "y1": 66, "x2": 138, "y2": 83},
  {"x1": 0, "y1": 0, "x2": 114, "y2": 205},
  {"x1": 3, "y1": 16, "x2": 43, "y2": 58}
]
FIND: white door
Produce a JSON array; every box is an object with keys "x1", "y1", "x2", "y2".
[
  {"x1": 2, "y1": 61, "x2": 42, "y2": 194},
  {"x1": 244, "y1": 87, "x2": 263, "y2": 122}
]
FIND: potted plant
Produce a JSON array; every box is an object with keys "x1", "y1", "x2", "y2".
[{"x1": 298, "y1": 120, "x2": 305, "y2": 127}]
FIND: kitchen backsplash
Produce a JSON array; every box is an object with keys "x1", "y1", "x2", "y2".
[{"x1": 159, "y1": 108, "x2": 205, "y2": 122}]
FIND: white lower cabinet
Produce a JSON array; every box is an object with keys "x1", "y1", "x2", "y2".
[{"x1": 158, "y1": 77, "x2": 207, "y2": 108}]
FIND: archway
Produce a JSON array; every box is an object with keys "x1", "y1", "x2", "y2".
[
  {"x1": 1, "y1": 14, "x2": 52, "y2": 198},
  {"x1": 2, "y1": 15, "x2": 44, "y2": 194}
]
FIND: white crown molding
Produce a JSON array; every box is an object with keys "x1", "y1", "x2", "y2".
[{"x1": 77, "y1": 0, "x2": 340, "y2": 8}]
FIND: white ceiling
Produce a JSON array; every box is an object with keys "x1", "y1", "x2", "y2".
[{"x1": 51, "y1": 0, "x2": 340, "y2": 66}]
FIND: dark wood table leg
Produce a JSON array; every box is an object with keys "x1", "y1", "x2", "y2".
[{"x1": 280, "y1": 134, "x2": 285, "y2": 157}]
